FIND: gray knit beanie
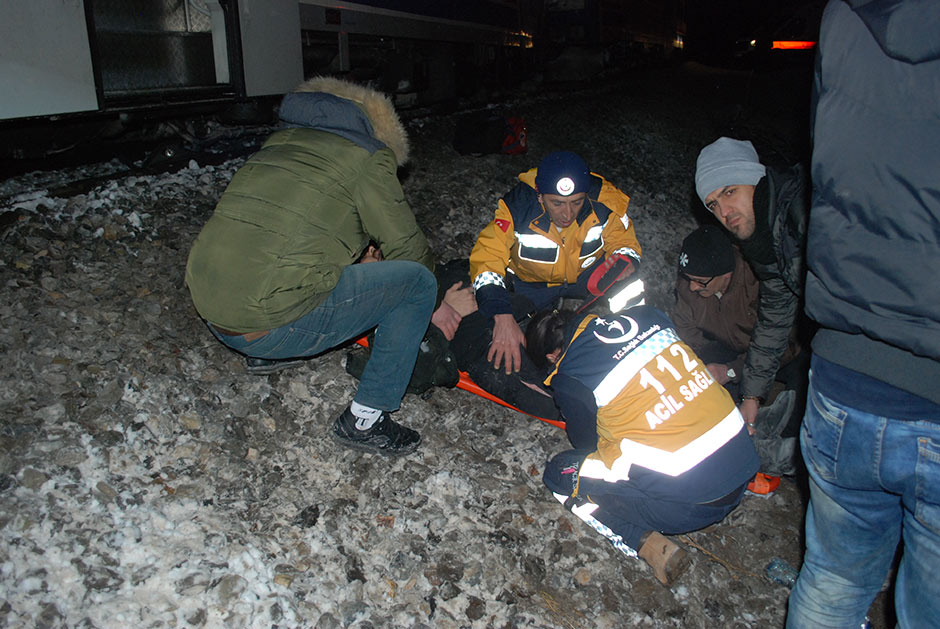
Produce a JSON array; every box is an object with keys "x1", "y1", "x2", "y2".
[{"x1": 694, "y1": 137, "x2": 766, "y2": 208}]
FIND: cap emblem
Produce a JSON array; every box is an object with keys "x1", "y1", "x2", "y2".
[{"x1": 555, "y1": 177, "x2": 575, "y2": 195}]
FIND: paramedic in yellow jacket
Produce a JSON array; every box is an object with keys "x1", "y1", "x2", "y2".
[
  {"x1": 525, "y1": 305, "x2": 759, "y2": 586},
  {"x1": 469, "y1": 151, "x2": 642, "y2": 374}
]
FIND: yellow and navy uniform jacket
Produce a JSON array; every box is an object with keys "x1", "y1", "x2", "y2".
[
  {"x1": 546, "y1": 307, "x2": 747, "y2": 483},
  {"x1": 469, "y1": 168, "x2": 642, "y2": 317}
]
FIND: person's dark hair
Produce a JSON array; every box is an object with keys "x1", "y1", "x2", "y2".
[{"x1": 525, "y1": 309, "x2": 576, "y2": 370}]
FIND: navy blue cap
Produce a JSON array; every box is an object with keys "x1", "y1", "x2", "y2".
[{"x1": 534, "y1": 151, "x2": 591, "y2": 196}]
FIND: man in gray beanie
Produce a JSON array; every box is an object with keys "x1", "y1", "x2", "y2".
[{"x1": 694, "y1": 137, "x2": 810, "y2": 434}]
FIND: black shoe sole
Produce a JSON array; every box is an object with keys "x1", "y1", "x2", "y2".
[
  {"x1": 329, "y1": 430, "x2": 420, "y2": 456},
  {"x1": 245, "y1": 359, "x2": 306, "y2": 375}
]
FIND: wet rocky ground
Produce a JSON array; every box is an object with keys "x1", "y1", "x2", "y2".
[{"x1": 1, "y1": 61, "x2": 889, "y2": 628}]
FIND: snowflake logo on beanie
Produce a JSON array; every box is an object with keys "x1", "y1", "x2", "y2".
[
  {"x1": 555, "y1": 177, "x2": 575, "y2": 195},
  {"x1": 679, "y1": 252, "x2": 689, "y2": 268}
]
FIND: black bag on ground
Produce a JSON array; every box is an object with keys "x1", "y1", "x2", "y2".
[
  {"x1": 345, "y1": 325, "x2": 459, "y2": 396},
  {"x1": 453, "y1": 111, "x2": 527, "y2": 155}
]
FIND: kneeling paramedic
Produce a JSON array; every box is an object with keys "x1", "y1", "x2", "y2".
[
  {"x1": 468, "y1": 150, "x2": 642, "y2": 376},
  {"x1": 525, "y1": 279, "x2": 759, "y2": 586}
]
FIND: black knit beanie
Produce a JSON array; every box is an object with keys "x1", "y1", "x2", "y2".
[{"x1": 678, "y1": 225, "x2": 736, "y2": 277}]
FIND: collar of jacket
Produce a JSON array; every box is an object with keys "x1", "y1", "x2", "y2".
[
  {"x1": 529, "y1": 198, "x2": 601, "y2": 235},
  {"x1": 737, "y1": 175, "x2": 776, "y2": 268},
  {"x1": 279, "y1": 91, "x2": 387, "y2": 157},
  {"x1": 289, "y1": 76, "x2": 410, "y2": 166}
]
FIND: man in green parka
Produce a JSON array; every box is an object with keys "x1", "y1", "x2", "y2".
[{"x1": 186, "y1": 77, "x2": 436, "y2": 456}]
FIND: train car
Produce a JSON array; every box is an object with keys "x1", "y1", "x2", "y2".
[
  {"x1": 0, "y1": 0, "x2": 535, "y2": 161},
  {"x1": 297, "y1": 0, "x2": 538, "y2": 109},
  {"x1": 1, "y1": 0, "x2": 538, "y2": 118},
  {"x1": 0, "y1": 0, "x2": 685, "y2": 164}
]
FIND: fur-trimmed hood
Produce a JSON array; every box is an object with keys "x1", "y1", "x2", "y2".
[{"x1": 289, "y1": 76, "x2": 409, "y2": 166}]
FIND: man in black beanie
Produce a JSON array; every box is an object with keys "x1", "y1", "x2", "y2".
[
  {"x1": 673, "y1": 226, "x2": 805, "y2": 476},
  {"x1": 673, "y1": 226, "x2": 753, "y2": 401},
  {"x1": 673, "y1": 225, "x2": 802, "y2": 403}
]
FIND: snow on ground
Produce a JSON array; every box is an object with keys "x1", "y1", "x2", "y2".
[{"x1": 2, "y1": 61, "x2": 886, "y2": 628}]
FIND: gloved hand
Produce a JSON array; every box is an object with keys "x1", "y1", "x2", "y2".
[
  {"x1": 586, "y1": 254, "x2": 638, "y2": 297},
  {"x1": 578, "y1": 255, "x2": 641, "y2": 314}
]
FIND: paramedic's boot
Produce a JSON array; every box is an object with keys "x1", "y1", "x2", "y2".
[
  {"x1": 245, "y1": 356, "x2": 306, "y2": 375},
  {"x1": 638, "y1": 532, "x2": 690, "y2": 587},
  {"x1": 331, "y1": 407, "x2": 420, "y2": 456}
]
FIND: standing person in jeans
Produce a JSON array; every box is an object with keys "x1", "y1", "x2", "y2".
[
  {"x1": 186, "y1": 77, "x2": 436, "y2": 456},
  {"x1": 787, "y1": 1, "x2": 940, "y2": 627}
]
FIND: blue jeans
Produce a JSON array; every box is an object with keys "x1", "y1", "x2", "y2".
[
  {"x1": 787, "y1": 362, "x2": 940, "y2": 628},
  {"x1": 211, "y1": 261, "x2": 436, "y2": 411}
]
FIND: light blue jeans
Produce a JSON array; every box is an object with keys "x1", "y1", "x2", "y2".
[
  {"x1": 212, "y1": 260, "x2": 436, "y2": 411},
  {"x1": 786, "y1": 362, "x2": 940, "y2": 628}
]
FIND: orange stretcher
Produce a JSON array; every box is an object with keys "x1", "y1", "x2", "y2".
[
  {"x1": 354, "y1": 337, "x2": 566, "y2": 430},
  {"x1": 354, "y1": 338, "x2": 775, "y2": 492}
]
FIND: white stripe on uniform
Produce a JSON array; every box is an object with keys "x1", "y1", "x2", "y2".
[
  {"x1": 580, "y1": 407, "x2": 745, "y2": 481},
  {"x1": 593, "y1": 329, "x2": 680, "y2": 407}
]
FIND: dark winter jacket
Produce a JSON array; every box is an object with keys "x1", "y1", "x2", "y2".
[
  {"x1": 736, "y1": 166, "x2": 809, "y2": 401},
  {"x1": 805, "y1": 0, "x2": 940, "y2": 405},
  {"x1": 186, "y1": 77, "x2": 434, "y2": 332}
]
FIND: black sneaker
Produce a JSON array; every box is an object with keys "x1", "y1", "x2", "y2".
[
  {"x1": 245, "y1": 356, "x2": 306, "y2": 375},
  {"x1": 331, "y1": 407, "x2": 420, "y2": 456}
]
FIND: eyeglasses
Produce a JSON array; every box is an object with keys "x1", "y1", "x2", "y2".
[{"x1": 681, "y1": 274, "x2": 716, "y2": 288}]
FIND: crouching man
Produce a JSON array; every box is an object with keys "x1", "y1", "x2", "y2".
[
  {"x1": 525, "y1": 294, "x2": 759, "y2": 585},
  {"x1": 186, "y1": 77, "x2": 436, "y2": 456},
  {"x1": 673, "y1": 225, "x2": 806, "y2": 476}
]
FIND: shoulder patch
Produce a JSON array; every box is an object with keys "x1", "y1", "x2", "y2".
[{"x1": 495, "y1": 219, "x2": 510, "y2": 233}]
